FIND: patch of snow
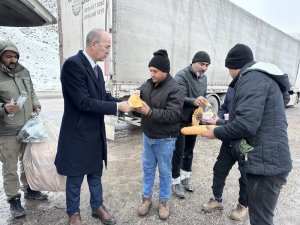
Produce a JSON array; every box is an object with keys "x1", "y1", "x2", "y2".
[
  {"x1": 0, "y1": 0, "x2": 60, "y2": 91},
  {"x1": 290, "y1": 33, "x2": 300, "y2": 41}
]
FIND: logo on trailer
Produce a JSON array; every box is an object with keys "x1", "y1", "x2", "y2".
[{"x1": 72, "y1": 0, "x2": 81, "y2": 16}]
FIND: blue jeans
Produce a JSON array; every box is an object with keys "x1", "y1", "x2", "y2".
[
  {"x1": 142, "y1": 134, "x2": 176, "y2": 201},
  {"x1": 66, "y1": 171, "x2": 103, "y2": 216}
]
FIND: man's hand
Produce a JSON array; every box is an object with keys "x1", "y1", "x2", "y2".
[
  {"x1": 34, "y1": 107, "x2": 41, "y2": 115},
  {"x1": 194, "y1": 96, "x2": 207, "y2": 106},
  {"x1": 200, "y1": 113, "x2": 219, "y2": 125},
  {"x1": 4, "y1": 103, "x2": 20, "y2": 114},
  {"x1": 118, "y1": 101, "x2": 132, "y2": 113},
  {"x1": 201, "y1": 125, "x2": 216, "y2": 139},
  {"x1": 135, "y1": 101, "x2": 150, "y2": 116}
]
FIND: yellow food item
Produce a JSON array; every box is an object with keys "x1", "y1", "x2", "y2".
[
  {"x1": 192, "y1": 106, "x2": 203, "y2": 126},
  {"x1": 181, "y1": 125, "x2": 217, "y2": 135},
  {"x1": 128, "y1": 94, "x2": 143, "y2": 108},
  {"x1": 204, "y1": 101, "x2": 212, "y2": 107}
]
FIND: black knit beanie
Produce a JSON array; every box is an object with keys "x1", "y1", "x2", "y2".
[
  {"x1": 148, "y1": 49, "x2": 170, "y2": 73},
  {"x1": 225, "y1": 44, "x2": 254, "y2": 69},
  {"x1": 192, "y1": 51, "x2": 211, "y2": 64}
]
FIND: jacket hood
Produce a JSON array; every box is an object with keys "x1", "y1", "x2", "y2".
[
  {"x1": 0, "y1": 40, "x2": 20, "y2": 58},
  {"x1": 242, "y1": 62, "x2": 290, "y2": 92}
]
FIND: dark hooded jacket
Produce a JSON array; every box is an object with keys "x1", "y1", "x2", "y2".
[{"x1": 214, "y1": 62, "x2": 292, "y2": 176}]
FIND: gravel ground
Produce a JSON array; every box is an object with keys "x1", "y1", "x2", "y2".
[{"x1": 0, "y1": 94, "x2": 299, "y2": 225}]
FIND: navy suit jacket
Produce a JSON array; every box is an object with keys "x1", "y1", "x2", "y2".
[{"x1": 55, "y1": 51, "x2": 120, "y2": 176}]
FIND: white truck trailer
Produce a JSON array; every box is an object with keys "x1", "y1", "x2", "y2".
[{"x1": 58, "y1": 0, "x2": 300, "y2": 116}]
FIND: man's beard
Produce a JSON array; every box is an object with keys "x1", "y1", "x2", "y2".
[
  {"x1": 196, "y1": 71, "x2": 204, "y2": 77},
  {"x1": 7, "y1": 62, "x2": 17, "y2": 69}
]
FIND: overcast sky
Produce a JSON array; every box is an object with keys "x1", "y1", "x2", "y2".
[{"x1": 229, "y1": 0, "x2": 299, "y2": 34}]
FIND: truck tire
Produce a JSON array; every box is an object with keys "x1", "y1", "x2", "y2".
[{"x1": 207, "y1": 96, "x2": 219, "y2": 114}]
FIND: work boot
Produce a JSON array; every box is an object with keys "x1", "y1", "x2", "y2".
[
  {"x1": 172, "y1": 183, "x2": 185, "y2": 198},
  {"x1": 158, "y1": 200, "x2": 170, "y2": 220},
  {"x1": 69, "y1": 212, "x2": 83, "y2": 225},
  {"x1": 202, "y1": 197, "x2": 224, "y2": 212},
  {"x1": 137, "y1": 196, "x2": 152, "y2": 216},
  {"x1": 92, "y1": 206, "x2": 116, "y2": 225},
  {"x1": 181, "y1": 178, "x2": 194, "y2": 192},
  {"x1": 8, "y1": 195, "x2": 26, "y2": 218},
  {"x1": 230, "y1": 203, "x2": 248, "y2": 221},
  {"x1": 24, "y1": 187, "x2": 48, "y2": 200}
]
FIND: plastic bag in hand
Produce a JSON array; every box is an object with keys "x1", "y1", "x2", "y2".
[{"x1": 17, "y1": 115, "x2": 48, "y2": 142}]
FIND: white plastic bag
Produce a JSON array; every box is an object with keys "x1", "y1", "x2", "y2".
[
  {"x1": 23, "y1": 122, "x2": 66, "y2": 191},
  {"x1": 17, "y1": 115, "x2": 48, "y2": 142}
]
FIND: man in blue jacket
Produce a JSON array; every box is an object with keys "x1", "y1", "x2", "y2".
[
  {"x1": 55, "y1": 29, "x2": 131, "y2": 225},
  {"x1": 202, "y1": 44, "x2": 292, "y2": 225}
]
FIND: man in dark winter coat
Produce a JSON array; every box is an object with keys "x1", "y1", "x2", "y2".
[
  {"x1": 136, "y1": 49, "x2": 184, "y2": 220},
  {"x1": 202, "y1": 43, "x2": 292, "y2": 225},
  {"x1": 55, "y1": 29, "x2": 131, "y2": 225},
  {"x1": 171, "y1": 51, "x2": 211, "y2": 198},
  {"x1": 202, "y1": 83, "x2": 248, "y2": 221}
]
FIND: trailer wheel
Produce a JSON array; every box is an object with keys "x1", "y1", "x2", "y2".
[{"x1": 207, "y1": 96, "x2": 219, "y2": 114}]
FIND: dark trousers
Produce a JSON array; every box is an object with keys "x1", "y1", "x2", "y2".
[
  {"x1": 172, "y1": 127, "x2": 197, "y2": 178},
  {"x1": 212, "y1": 142, "x2": 247, "y2": 207},
  {"x1": 66, "y1": 171, "x2": 103, "y2": 216},
  {"x1": 246, "y1": 173, "x2": 288, "y2": 225}
]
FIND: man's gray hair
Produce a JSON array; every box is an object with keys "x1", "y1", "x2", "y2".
[{"x1": 86, "y1": 28, "x2": 105, "y2": 46}]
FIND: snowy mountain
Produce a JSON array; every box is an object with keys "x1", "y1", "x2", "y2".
[
  {"x1": 290, "y1": 33, "x2": 300, "y2": 41},
  {"x1": 0, "y1": 0, "x2": 60, "y2": 91}
]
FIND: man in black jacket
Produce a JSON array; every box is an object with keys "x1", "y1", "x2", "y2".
[
  {"x1": 136, "y1": 49, "x2": 184, "y2": 220},
  {"x1": 202, "y1": 44, "x2": 292, "y2": 225},
  {"x1": 171, "y1": 51, "x2": 211, "y2": 198}
]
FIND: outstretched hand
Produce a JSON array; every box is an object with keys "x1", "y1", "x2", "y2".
[
  {"x1": 118, "y1": 101, "x2": 132, "y2": 113},
  {"x1": 201, "y1": 125, "x2": 216, "y2": 139},
  {"x1": 194, "y1": 96, "x2": 208, "y2": 107},
  {"x1": 200, "y1": 113, "x2": 219, "y2": 125}
]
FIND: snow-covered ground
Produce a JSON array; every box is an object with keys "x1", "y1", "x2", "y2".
[{"x1": 0, "y1": 0, "x2": 60, "y2": 91}]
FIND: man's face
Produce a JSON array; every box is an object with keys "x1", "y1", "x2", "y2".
[
  {"x1": 1, "y1": 50, "x2": 18, "y2": 69},
  {"x1": 229, "y1": 68, "x2": 240, "y2": 79},
  {"x1": 192, "y1": 62, "x2": 210, "y2": 76},
  {"x1": 149, "y1": 66, "x2": 167, "y2": 83},
  {"x1": 93, "y1": 33, "x2": 111, "y2": 62}
]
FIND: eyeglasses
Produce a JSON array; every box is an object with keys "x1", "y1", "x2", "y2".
[{"x1": 94, "y1": 41, "x2": 111, "y2": 50}]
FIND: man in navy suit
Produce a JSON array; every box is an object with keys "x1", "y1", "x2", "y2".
[{"x1": 55, "y1": 28, "x2": 131, "y2": 225}]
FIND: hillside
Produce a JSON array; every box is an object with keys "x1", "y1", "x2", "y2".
[{"x1": 0, "y1": 0, "x2": 60, "y2": 91}]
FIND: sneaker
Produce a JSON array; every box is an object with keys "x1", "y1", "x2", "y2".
[
  {"x1": 230, "y1": 203, "x2": 248, "y2": 221},
  {"x1": 172, "y1": 183, "x2": 185, "y2": 198},
  {"x1": 137, "y1": 196, "x2": 152, "y2": 216},
  {"x1": 181, "y1": 178, "x2": 194, "y2": 192},
  {"x1": 158, "y1": 200, "x2": 170, "y2": 220},
  {"x1": 8, "y1": 195, "x2": 26, "y2": 218},
  {"x1": 202, "y1": 197, "x2": 224, "y2": 212},
  {"x1": 24, "y1": 187, "x2": 48, "y2": 200}
]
